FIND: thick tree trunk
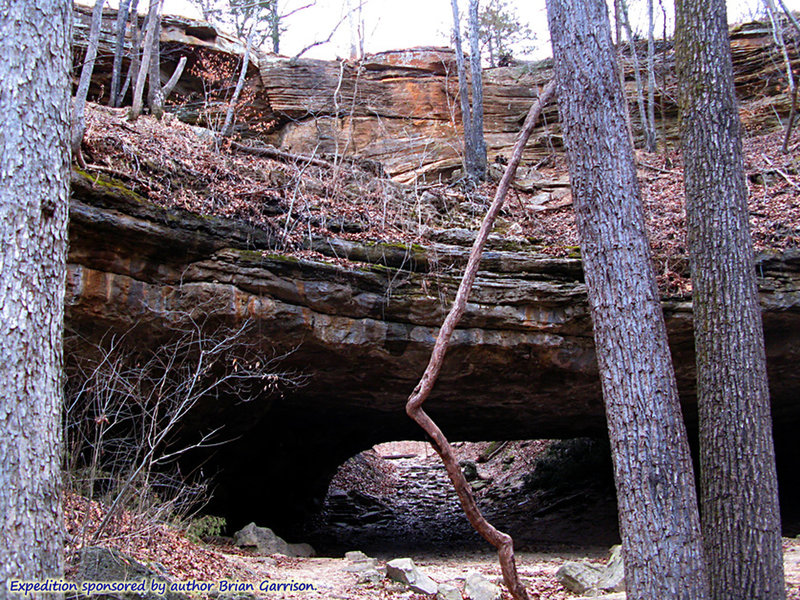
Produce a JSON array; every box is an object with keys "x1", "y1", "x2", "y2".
[
  {"x1": 109, "y1": 0, "x2": 134, "y2": 107},
  {"x1": 0, "y1": 0, "x2": 71, "y2": 593},
  {"x1": 467, "y1": 0, "x2": 487, "y2": 180},
  {"x1": 545, "y1": 1, "x2": 709, "y2": 599},
  {"x1": 675, "y1": 1, "x2": 786, "y2": 599}
]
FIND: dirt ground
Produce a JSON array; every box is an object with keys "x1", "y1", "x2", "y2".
[{"x1": 219, "y1": 538, "x2": 800, "y2": 599}]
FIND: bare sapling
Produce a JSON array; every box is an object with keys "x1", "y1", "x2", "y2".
[{"x1": 405, "y1": 81, "x2": 555, "y2": 600}]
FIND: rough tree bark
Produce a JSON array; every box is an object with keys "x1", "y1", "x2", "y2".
[
  {"x1": 406, "y1": 80, "x2": 555, "y2": 600},
  {"x1": 545, "y1": 1, "x2": 710, "y2": 599},
  {"x1": 675, "y1": 1, "x2": 786, "y2": 599},
  {"x1": 72, "y1": 0, "x2": 106, "y2": 165},
  {"x1": 129, "y1": 0, "x2": 163, "y2": 121},
  {"x1": 467, "y1": 0, "x2": 487, "y2": 179},
  {"x1": 0, "y1": 0, "x2": 71, "y2": 593},
  {"x1": 109, "y1": 0, "x2": 135, "y2": 107}
]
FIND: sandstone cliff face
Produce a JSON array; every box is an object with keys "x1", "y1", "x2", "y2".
[
  {"x1": 66, "y1": 170, "x2": 800, "y2": 530},
  {"x1": 74, "y1": 6, "x2": 798, "y2": 183}
]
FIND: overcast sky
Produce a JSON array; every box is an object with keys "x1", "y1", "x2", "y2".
[{"x1": 92, "y1": 0, "x2": 800, "y2": 61}]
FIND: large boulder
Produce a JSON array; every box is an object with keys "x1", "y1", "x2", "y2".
[{"x1": 233, "y1": 522, "x2": 315, "y2": 557}]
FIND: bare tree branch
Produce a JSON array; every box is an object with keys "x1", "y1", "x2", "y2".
[{"x1": 405, "y1": 80, "x2": 555, "y2": 600}]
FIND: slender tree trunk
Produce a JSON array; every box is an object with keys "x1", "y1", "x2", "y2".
[
  {"x1": 270, "y1": 1, "x2": 280, "y2": 53},
  {"x1": 467, "y1": 0, "x2": 487, "y2": 180},
  {"x1": 545, "y1": 1, "x2": 710, "y2": 599},
  {"x1": 129, "y1": 0, "x2": 163, "y2": 121},
  {"x1": 613, "y1": 0, "x2": 635, "y2": 147},
  {"x1": 675, "y1": 1, "x2": 786, "y2": 599},
  {"x1": 161, "y1": 56, "x2": 187, "y2": 101},
  {"x1": 0, "y1": 0, "x2": 71, "y2": 593},
  {"x1": 119, "y1": 0, "x2": 142, "y2": 107},
  {"x1": 109, "y1": 0, "x2": 133, "y2": 107},
  {"x1": 619, "y1": 0, "x2": 648, "y2": 148},
  {"x1": 72, "y1": 0, "x2": 106, "y2": 163},
  {"x1": 221, "y1": 27, "x2": 254, "y2": 138},
  {"x1": 763, "y1": 0, "x2": 798, "y2": 152},
  {"x1": 645, "y1": 0, "x2": 657, "y2": 152},
  {"x1": 147, "y1": 2, "x2": 164, "y2": 119},
  {"x1": 451, "y1": 0, "x2": 476, "y2": 179}
]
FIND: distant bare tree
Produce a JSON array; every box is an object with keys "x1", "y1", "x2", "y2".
[
  {"x1": 109, "y1": 0, "x2": 138, "y2": 107},
  {"x1": 451, "y1": 0, "x2": 486, "y2": 183},
  {"x1": 129, "y1": 0, "x2": 164, "y2": 120},
  {"x1": 72, "y1": 0, "x2": 107, "y2": 165}
]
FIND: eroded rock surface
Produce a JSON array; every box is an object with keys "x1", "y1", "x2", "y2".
[{"x1": 65, "y1": 171, "x2": 800, "y2": 533}]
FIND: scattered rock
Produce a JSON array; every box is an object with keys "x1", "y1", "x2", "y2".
[
  {"x1": 597, "y1": 545, "x2": 625, "y2": 592},
  {"x1": 464, "y1": 572, "x2": 501, "y2": 600},
  {"x1": 343, "y1": 550, "x2": 379, "y2": 573},
  {"x1": 356, "y1": 568, "x2": 383, "y2": 585},
  {"x1": 287, "y1": 542, "x2": 316, "y2": 557},
  {"x1": 345, "y1": 550, "x2": 370, "y2": 562},
  {"x1": 556, "y1": 561, "x2": 602, "y2": 595},
  {"x1": 461, "y1": 460, "x2": 479, "y2": 481},
  {"x1": 437, "y1": 582, "x2": 463, "y2": 600},
  {"x1": 557, "y1": 545, "x2": 626, "y2": 596},
  {"x1": 386, "y1": 558, "x2": 438, "y2": 595},
  {"x1": 233, "y1": 522, "x2": 315, "y2": 557}
]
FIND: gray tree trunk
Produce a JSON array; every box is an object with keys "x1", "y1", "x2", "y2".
[
  {"x1": 674, "y1": 1, "x2": 786, "y2": 599},
  {"x1": 618, "y1": 0, "x2": 649, "y2": 149},
  {"x1": 467, "y1": 0, "x2": 487, "y2": 180},
  {"x1": 645, "y1": 0, "x2": 657, "y2": 152},
  {"x1": 119, "y1": 0, "x2": 142, "y2": 107},
  {"x1": 545, "y1": 1, "x2": 710, "y2": 599},
  {"x1": 270, "y1": 1, "x2": 280, "y2": 53},
  {"x1": 129, "y1": 0, "x2": 163, "y2": 121},
  {"x1": 72, "y1": 0, "x2": 106, "y2": 161},
  {"x1": 109, "y1": 0, "x2": 134, "y2": 107},
  {"x1": 147, "y1": 2, "x2": 164, "y2": 119},
  {"x1": 0, "y1": 0, "x2": 71, "y2": 592},
  {"x1": 221, "y1": 26, "x2": 254, "y2": 138},
  {"x1": 450, "y1": 0, "x2": 476, "y2": 179}
]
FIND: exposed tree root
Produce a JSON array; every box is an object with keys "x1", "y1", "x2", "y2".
[{"x1": 405, "y1": 80, "x2": 555, "y2": 600}]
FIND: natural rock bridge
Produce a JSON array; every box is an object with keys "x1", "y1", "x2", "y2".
[{"x1": 66, "y1": 172, "x2": 800, "y2": 537}]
